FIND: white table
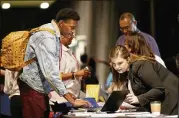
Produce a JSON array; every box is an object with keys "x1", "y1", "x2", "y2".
[{"x1": 63, "y1": 112, "x2": 178, "y2": 118}]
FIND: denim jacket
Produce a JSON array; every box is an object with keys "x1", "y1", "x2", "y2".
[{"x1": 19, "y1": 20, "x2": 68, "y2": 95}]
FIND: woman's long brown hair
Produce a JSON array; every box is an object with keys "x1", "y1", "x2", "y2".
[
  {"x1": 109, "y1": 45, "x2": 155, "y2": 89},
  {"x1": 125, "y1": 32, "x2": 155, "y2": 58}
]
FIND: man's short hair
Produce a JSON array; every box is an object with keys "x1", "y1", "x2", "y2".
[
  {"x1": 120, "y1": 12, "x2": 135, "y2": 21},
  {"x1": 55, "y1": 8, "x2": 80, "y2": 22},
  {"x1": 80, "y1": 54, "x2": 88, "y2": 63}
]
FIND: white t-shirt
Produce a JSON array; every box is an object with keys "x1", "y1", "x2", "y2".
[
  {"x1": 49, "y1": 44, "x2": 81, "y2": 104},
  {"x1": 60, "y1": 44, "x2": 81, "y2": 96},
  {"x1": 3, "y1": 69, "x2": 20, "y2": 99}
]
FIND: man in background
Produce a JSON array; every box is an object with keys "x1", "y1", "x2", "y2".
[{"x1": 116, "y1": 12, "x2": 161, "y2": 57}]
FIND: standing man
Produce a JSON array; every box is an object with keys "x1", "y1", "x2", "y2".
[
  {"x1": 19, "y1": 8, "x2": 90, "y2": 118},
  {"x1": 116, "y1": 12, "x2": 161, "y2": 57}
]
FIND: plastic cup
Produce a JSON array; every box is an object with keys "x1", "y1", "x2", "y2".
[{"x1": 150, "y1": 101, "x2": 161, "y2": 116}]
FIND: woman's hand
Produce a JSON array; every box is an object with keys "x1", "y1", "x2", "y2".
[
  {"x1": 126, "y1": 93, "x2": 139, "y2": 104},
  {"x1": 75, "y1": 69, "x2": 91, "y2": 78}
]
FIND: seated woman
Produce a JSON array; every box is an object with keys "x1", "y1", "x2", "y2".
[
  {"x1": 109, "y1": 45, "x2": 178, "y2": 115},
  {"x1": 124, "y1": 32, "x2": 166, "y2": 67}
]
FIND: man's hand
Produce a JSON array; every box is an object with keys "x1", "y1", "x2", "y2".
[
  {"x1": 126, "y1": 93, "x2": 139, "y2": 104},
  {"x1": 63, "y1": 93, "x2": 91, "y2": 108},
  {"x1": 68, "y1": 92, "x2": 77, "y2": 100},
  {"x1": 73, "y1": 99, "x2": 92, "y2": 108}
]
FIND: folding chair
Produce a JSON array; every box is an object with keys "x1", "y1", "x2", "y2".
[{"x1": 86, "y1": 84, "x2": 100, "y2": 102}]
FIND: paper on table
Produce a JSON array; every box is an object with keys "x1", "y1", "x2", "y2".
[
  {"x1": 124, "y1": 112, "x2": 152, "y2": 117},
  {"x1": 165, "y1": 115, "x2": 178, "y2": 117},
  {"x1": 90, "y1": 113, "x2": 121, "y2": 117},
  {"x1": 90, "y1": 112, "x2": 151, "y2": 117},
  {"x1": 68, "y1": 112, "x2": 97, "y2": 117}
]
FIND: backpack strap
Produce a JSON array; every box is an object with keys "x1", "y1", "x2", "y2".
[
  {"x1": 16, "y1": 57, "x2": 36, "y2": 71},
  {"x1": 30, "y1": 27, "x2": 55, "y2": 35},
  {"x1": 18, "y1": 27, "x2": 55, "y2": 70}
]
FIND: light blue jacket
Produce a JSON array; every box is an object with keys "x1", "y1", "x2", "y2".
[{"x1": 19, "y1": 20, "x2": 68, "y2": 95}]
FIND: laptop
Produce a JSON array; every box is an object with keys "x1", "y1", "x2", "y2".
[
  {"x1": 83, "y1": 90, "x2": 129, "y2": 113},
  {"x1": 101, "y1": 90, "x2": 129, "y2": 112}
]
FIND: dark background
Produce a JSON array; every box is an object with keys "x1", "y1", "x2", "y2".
[
  {"x1": 0, "y1": 0, "x2": 179, "y2": 116},
  {"x1": 0, "y1": 0, "x2": 179, "y2": 59}
]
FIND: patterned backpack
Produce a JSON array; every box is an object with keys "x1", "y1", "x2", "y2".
[{"x1": 0, "y1": 27, "x2": 55, "y2": 71}]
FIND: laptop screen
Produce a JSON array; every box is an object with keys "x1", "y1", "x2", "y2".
[{"x1": 101, "y1": 90, "x2": 129, "y2": 112}]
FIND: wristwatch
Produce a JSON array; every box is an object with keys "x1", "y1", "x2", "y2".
[{"x1": 72, "y1": 72, "x2": 75, "y2": 80}]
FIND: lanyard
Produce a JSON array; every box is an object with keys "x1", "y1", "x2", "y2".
[{"x1": 72, "y1": 52, "x2": 80, "y2": 70}]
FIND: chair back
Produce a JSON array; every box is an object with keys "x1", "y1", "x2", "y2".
[{"x1": 86, "y1": 84, "x2": 100, "y2": 101}]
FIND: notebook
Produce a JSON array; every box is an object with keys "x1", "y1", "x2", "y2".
[{"x1": 84, "y1": 98, "x2": 100, "y2": 108}]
